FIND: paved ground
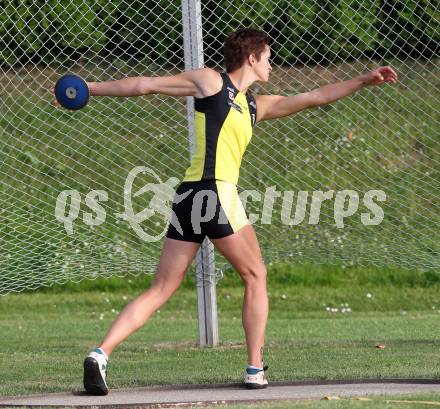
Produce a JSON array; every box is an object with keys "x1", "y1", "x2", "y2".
[{"x1": 1, "y1": 380, "x2": 440, "y2": 408}]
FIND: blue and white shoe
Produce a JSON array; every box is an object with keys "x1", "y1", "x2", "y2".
[
  {"x1": 244, "y1": 364, "x2": 269, "y2": 389},
  {"x1": 83, "y1": 347, "x2": 109, "y2": 395}
]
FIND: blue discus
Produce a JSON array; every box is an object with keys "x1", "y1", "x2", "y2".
[{"x1": 55, "y1": 74, "x2": 89, "y2": 110}]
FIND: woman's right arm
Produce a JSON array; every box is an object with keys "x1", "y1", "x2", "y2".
[{"x1": 87, "y1": 68, "x2": 221, "y2": 99}]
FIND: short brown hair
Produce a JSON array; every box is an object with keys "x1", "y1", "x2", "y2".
[{"x1": 223, "y1": 28, "x2": 270, "y2": 73}]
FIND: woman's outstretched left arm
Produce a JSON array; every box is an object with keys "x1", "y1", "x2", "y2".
[{"x1": 254, "y1": 66, "x2": 398, "y2": 122}]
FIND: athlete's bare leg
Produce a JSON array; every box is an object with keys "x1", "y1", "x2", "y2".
[
  {"x1": 99, "y1": 238, "x2": 200, "y2": 356},
  {"x1": 210, "y1": 224, "x2": 268, "y2": 367}
]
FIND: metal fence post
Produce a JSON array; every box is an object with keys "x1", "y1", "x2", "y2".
[{"x1": 181, "y1": 0, "x2": 219, "y2": 348}]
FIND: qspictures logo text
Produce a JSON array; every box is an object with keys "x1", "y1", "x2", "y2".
[{"x1": 55, "y1": 166, "x2": 386, "y2": 242}]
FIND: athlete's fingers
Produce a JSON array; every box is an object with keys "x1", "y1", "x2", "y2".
[
  {"x1": 50, "y1": 85, "x2": 59, "y2": 107},
  {"x1": 388, "y1": 67, "x2": 398, "y2": 79},
  {"x1": 370, "y1": 67, "x2": 397, "y2": 86},
  {"x1": 386, "y1": 73, "x2": 397, "y2": 84},
  {"x1": 51, "y1": 98, "x2": 75, "y2": 112},
  {"x1": 378, "y1": 66, "x2": 395, "y2": 75},
  {"x1": 378, "y1": 66, "x2": 397, "y2": 82}
]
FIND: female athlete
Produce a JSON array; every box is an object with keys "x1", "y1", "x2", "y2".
[{"x1": 72, "y1": 28, "x2": 397, "y2": 395}]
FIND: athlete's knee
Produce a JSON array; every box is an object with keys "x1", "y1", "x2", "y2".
[
  {"x1": 150, "y1": 272, "x2": 185, "y2": 299},
  {"x1": 240, "y1": 264, "x2": 267, "y2": 285}
]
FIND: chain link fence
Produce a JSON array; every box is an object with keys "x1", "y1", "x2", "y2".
[{"x1": 0, "y1": 0, "x2": 439, "y2": 295}]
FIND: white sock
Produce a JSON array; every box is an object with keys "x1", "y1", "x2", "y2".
[
  {"x1": 95, "y1": 347, "x2": 108, "y2": 361},
  {"x1": 247, "y1": 364, "x2": 263, "y2": 371}
]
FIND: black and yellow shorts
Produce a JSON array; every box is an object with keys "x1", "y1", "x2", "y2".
[{"x1": 166, "y1": 180, "x2": 249, "y2": 243}]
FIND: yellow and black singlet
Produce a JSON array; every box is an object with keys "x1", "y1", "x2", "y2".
[
  {"x1": 183, "y1": 71, "x2": 257, "y2": 185},
  {"x1": 166, "y1": 71, "x2": 256, "y2": 243}
]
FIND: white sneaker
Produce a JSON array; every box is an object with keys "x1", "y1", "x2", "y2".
[
  {"x1": 83, "y1": 347, "x2": 109, "y2": 395},
  {"x1": 244, "y1": 364, "x2": 269, "y2": 389}
]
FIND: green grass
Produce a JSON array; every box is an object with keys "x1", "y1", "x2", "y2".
[
  {"x1": 1, "y1": 264, "x2": 440, "y2": 397},
  {"x1": 6, "y1": 394, "x2": 440, "y2": 409},
  {"x1": 172, "y1": 393, "x2": 440, "y2": 409}
]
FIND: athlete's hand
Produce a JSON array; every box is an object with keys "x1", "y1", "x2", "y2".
[
  {"x1": 50, "y1": 85, "x2": 60, "y2": 108},
  {"x1": 50, "y1": 84, "x2": 76, "y2": 112},
  {"x1": 360, "y1": 66, "x2": 398, "y2": 87}
]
